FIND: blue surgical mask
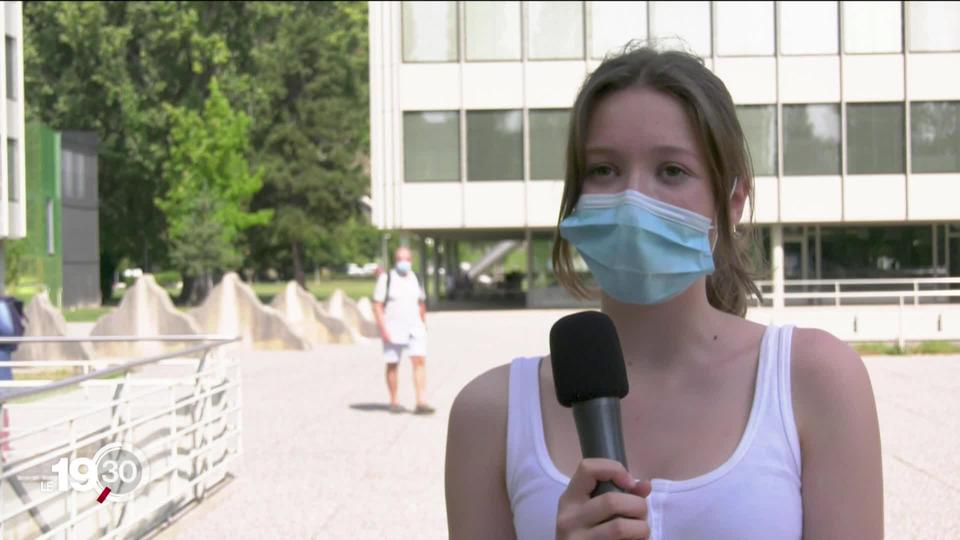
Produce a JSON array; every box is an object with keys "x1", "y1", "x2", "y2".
[
  {"x1": 395, "y1": 260, "x2": 412, "y2": 274},
  {"x1": 559, "y1": 190, "x2": 715, "y2": 305}
]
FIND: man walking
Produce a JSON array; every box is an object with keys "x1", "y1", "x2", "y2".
[{"x1": 372, "y1": 246, "x2": 434, "y2": 415}]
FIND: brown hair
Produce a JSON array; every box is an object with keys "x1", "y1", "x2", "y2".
[{"x1": 552, "y1": 44, "x2": 763, "y2": 316}]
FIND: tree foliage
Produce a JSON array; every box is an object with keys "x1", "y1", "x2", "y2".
[{"x1": 158, "y1": 79, "x2": 272, "y2": 301}]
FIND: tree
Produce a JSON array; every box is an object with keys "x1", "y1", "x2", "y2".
[
  {"x1": 247, "y1": 1, "x2": 371, "y2": 285},
  {"x1": 157, "y1": 79, "x2": 272, "y2": 303}
]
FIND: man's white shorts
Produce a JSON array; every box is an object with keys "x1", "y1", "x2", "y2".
[{"x1": 383, "y1": 334, "x2": 428, "y2": 364}]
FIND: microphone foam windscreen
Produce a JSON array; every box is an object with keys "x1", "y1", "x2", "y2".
[{"x1": 550, "y1": 311, "x2": 628, "y2": 407}]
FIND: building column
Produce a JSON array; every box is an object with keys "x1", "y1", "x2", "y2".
[
  {"x1": 433, "y1": 238, "x2": 442, "y2": 302},
  {"x1": 525, "y1": 229, "x2": 533, "y2": 308},
  {"x1": 771, "y1": 225, "x2": 785, "y2": 309},
  {"x1": 419, "y1": 236, "x2": 429, "y2": 307}
]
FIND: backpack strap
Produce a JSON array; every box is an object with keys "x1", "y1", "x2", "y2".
[{"x1": 383, "y1": 270, "x2": 392, "y2": 309}]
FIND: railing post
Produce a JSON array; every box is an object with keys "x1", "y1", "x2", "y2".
[
  {"x1": 68, "y1": 418, "x2": 77, "y2": 540},
  {"x1": 169, "y1": 383, "x2": 177, "y2": 504},
  {"x1": 835, "y1": 282, "x2": 841, "y2": 306},
  {"x1": 898, "y1": 295, "x2": 906, "y2": 351},
  {"x1": 914, "y1": 281, "x2": 919, "y2": 306}
]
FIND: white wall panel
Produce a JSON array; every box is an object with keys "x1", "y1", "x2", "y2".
[
  {"x1": 843, "y1": 55, "x2": 904, "y2": 102},
  {"x1": 463, "y1": 62, "x2": 524, "y2": 109},
  {"x1": 525, "y1": 61, "x2": 587, "y2": 108},
  {"x1": 464, "y1": 181, "x2": 526, "y2": 227},
  {"x1": 778, "y1": 56, "x2": 840, "y2": 103},
  {"x1": 907, "y1": 174, "x2": 960, "y2": 221},
  {"x1": 779, "y1": 176, "x2": 843, "y2": 222},
  {"x1": 746, "y1": 176, "x2": 780, "y2": 224},
  {"x1": 527, "y1": 180, "x2": 565, "y2": 227},
  {"x1": 398, "y1": 63, "x2": 461, "y2": 110},
  {"x1": 843, "y1": 175, "x2": 906, "y2": 221},
  {"x1": 401, "y1": 183, "x2": 463, "y2": 228},
  {"x1": 907, "y1": 53, "x2": 960, "y2": 101},
  {"x1": 714, "y1": 57, "x2": 777, "y2": 104}
]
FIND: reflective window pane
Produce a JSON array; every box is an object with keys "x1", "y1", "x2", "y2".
[
  {"x1": 911, "y1": 102, "x2": 960, "y2": 173},
  {"x1": 843, "y1": 2, "x2": 902, "y2": 53},
  {"x1": 465, "y1": 1, "x2": 521, "y2": 60},
  {"x1": 591, "y1": 1, "x2": 647, "y2": 60},
  {"x1": 404, "y1": 112, "x2": 460, "y2": 181},
  {"x1": 402, "y1": 1, "x2": 458, "y2": 62},
  {"x1": 779, "y1": 1, "x2": 838, "y2": 55},
  {"x1": 530, "y1": 110, "x2": 570, "y2": 180},
  {"x1": 783, "y1": 104, "x2": 841, "y2": 175},
  {"x1": 847, "y1": 103, "x2": 904, "y2": 174},
  {"x1": 716, "y1": 1, "x2": 775, "y2": 56},
  {"x1": 649, "y1": 1, "x2": 711, "y2": 57},
  {"x1": 529, "y1": 2, "x2": 584, "y2": 60},
  {"x1": 5, "y1": 37, "x2": 16, "y2": 99},
  {"x1": 736, "y1": 106, "x2": 778, "y2": 176},
  {"x1": 467, "y1": 110, "x2": 523, "y2": 180},
  {"x1": 909, "y1": 1, "x2": 960, "y2": 52},
  {"x1": 7, "y1": 139, "x2": 17, "y2": 201}
]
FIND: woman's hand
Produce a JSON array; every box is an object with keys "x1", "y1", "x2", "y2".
[{"x1": 556, "y1": 458, "x2": 652, "y2": 540}]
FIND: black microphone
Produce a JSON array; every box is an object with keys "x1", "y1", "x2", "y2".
[{"x1": 550, "y1": 310, "x2": 630, "y2": 497}]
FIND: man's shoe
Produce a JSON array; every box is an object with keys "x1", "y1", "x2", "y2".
[
  {"x1": 389, "y1": 403, "x2": 406, "y2": 414},
  {"x1": 414, "y1": 403, "x2": 435, "y2": 415}
]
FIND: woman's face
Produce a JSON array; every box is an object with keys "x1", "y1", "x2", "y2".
[{"x1": 581, "y1": 86, "x2": 716, "y2": 221}]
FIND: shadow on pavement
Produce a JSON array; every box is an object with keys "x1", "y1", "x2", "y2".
[{"x1": 348, "y1": 402, "x2": 393, "y2": 412}]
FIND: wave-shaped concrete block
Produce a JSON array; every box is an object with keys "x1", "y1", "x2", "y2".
[
  {"x1": 270, "y1": 281, "x2": 354, "y2": 345},
  {"x1": 191, "y1": 273, "x2": 310, "y2": 350},
  {"x1": 12, "y1": 291, "x2": 93, "y2": 361},
  {"x1": 325, "y1": 289, "x2": 379, "y2": 340},
  {"x1": 90, "y1": 274, "x2": 201, "y2": 357}
]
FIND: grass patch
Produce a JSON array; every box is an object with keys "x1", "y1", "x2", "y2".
[
  {"x1": 853, "y1": 341, "x2": 960, "y2": 356},
  {"x1": 252, "y1": 278, "x2": 375, "y2": 304},
  {"x1": 63, "y1": 306, "x2": 114, "y2": 323}
]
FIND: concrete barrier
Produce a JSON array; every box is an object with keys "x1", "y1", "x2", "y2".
[
  {"x1": 12, "y1": 291, "x2": 93, "y2": 362},
  {"x1": 191, "y1": 273, "x2": 310, "y2": 350},
  {"x1": 325, "y1": 289, "x2": 379, "y2": 340},
  {"x1": 90, "y1": 275, "x2": 201, "y2": 357},
  {"x1": 270, "y1": 281, "x2": 354, "y2": 345}
]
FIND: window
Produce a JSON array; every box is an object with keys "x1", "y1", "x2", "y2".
[
  {"x1": 46, "y1": 198, "x2": 55, "y2": 255},
  {"x1": 736, "y1": 106, "x2": 778, "y2": 176},
  {"x1": 716, "y1": 1, "x2": 775, "y2": 56},
  {"x1": 467, "y1": 110, "x2": 523, "y2": 180},
  {"x1": 402, "y1": 1, "x2": 458, "y2": 62},
  {"x1": 530, "y1": 109, "x2": 570, "y2": 180},
  {"x1": 5, "y1": 36, "x2": 15, "y2": 100},
  {"x1": 590, "y1": 1, "x2": 647, "y2": 60},
  {"x1": 403, "y1": 112, "x2": 460, "y2": 181},
  {"x1": 779, "y1": 1, "x2": 838, "y2": 55},
  {"x1": 911, "y1": 102, "x2": 960, "y2": 173},
  {"x1": 847, "y1": 103, "x2": 904, "y2": 174},
  {"x1": 783, "y1": 104, "x2": 841, "y2": 175},
  {"x1": 843, "y1": 2, "x2": 902, "y2": 54},
  {"x1": 528, "y1": 2, "x2": 584, "y2": 60},
  {"x1": 465, "y1": 1, "x2": 521, "y2": 61},
  {"x1": 909, "y1": 1, "x2": 960, "y2": 52},
  {"x1": 6, "y1": 139, "x2": 16, "y2": 201},
  {"x1": 649, "y1": 1, "x2": 711, "y2": 57}
]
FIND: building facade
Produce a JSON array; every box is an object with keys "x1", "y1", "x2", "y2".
[
  {"x1": 0, "y1": 1, "x2": 26, "y2": 291},
  {"x1": 369, "y1": 1, "x2": 960, "y2": 307}
]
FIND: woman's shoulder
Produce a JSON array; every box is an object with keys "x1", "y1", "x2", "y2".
[
  {"x1": 787, "y1": 327, "x2": 876, "y2": 440},
  {"x1": 450, "y1": 358, "x2": 532, "y2": 423}
]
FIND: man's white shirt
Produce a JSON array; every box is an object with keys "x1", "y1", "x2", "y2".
[{"x1": 373, "y1": 269, "x2": 426, "y2": 344}]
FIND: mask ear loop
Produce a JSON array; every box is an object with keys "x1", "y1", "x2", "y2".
[{"x1": 711, "y1": 177, "x2": 741, "y2": 251}]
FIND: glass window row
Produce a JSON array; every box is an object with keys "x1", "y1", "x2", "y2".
[
  {"x1": 402, "y1": 1, "x2": 960, "y2": 63},
  {"x1": 404, "y1": 101, "x2": 960, "y2": 182}
]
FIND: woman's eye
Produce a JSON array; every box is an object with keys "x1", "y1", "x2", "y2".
[
  {"x1": 661, "y1": 164, "x2": 689, "y2": 181},
  {"x1": 586, "y1": 164, "x2": 616, "y2": 179}
]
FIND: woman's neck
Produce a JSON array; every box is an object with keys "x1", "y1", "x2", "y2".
[{"x1": 601, "y1": 278, "x2": 724, "y2": 372}]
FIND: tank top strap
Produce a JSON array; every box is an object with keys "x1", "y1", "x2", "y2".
[
  {"x1": 772, "y1": 324, "x2": 802, "y2": 473},
  {"x1": 506, "y1": 356, "x2": 542, "y2": 495}
]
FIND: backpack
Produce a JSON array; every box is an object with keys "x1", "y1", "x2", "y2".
[{"x1": 0, "y1": 296, "x2": 26, "y2": 351}]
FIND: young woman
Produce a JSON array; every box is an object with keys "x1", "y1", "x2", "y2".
[{"x1": 445, "y1": 46, "x2": 883, "y2": 539}]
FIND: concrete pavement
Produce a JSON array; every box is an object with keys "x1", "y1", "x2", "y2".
[{"x1": 152, "y1": 310, "x2": 960, "y2": 539}]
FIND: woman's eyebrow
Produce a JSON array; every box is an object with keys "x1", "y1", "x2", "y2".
[{"x1": 651, "y1": 145, "x2": 699, "y2": 160}]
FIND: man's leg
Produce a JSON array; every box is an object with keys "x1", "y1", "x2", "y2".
[
  {"x1": 411, "y1": 356, "x2": 427, "y2": 406},
  {"x1": 385, "y1": 363, "x2": 399, "y2": 406}
]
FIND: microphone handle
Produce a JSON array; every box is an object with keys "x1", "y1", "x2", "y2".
[{"x1": 572, "y1": 397, "x2": 628, "y2": 497}]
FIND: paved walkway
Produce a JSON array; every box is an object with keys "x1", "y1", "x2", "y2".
[{"x1": 152, "y1": 310, "x2": 959, "y2": 539}]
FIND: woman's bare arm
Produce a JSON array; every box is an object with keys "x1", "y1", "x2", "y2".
[
  {"x1": 793, "y1": 328, "x2": 884, "y2": 539},
  {"x1": 445, "y1": 364, "x2": 518, "y2": 539}
]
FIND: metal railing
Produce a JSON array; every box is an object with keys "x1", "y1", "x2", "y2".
[
  {"x1": 0, "y1": 335, "x2": 241, "y2": 540},
  {"x1": 752, "y1": 277, "x2": 960, "y2": 306}
]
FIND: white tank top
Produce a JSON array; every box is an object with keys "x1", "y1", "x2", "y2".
[{"x1": 506, "y1": 324, "x2": 803, "y2": 540}]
